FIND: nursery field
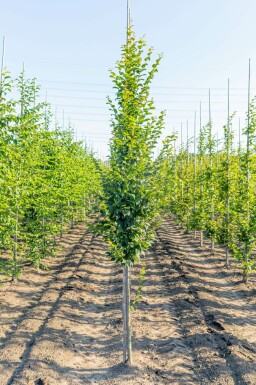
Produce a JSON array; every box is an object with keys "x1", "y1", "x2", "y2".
[
  {"x1": 1, "y1": 12, "x2": 256, "y2": 385},
  {"x1": 0, "y1": 217, "x2": 255, "y2": 385}
]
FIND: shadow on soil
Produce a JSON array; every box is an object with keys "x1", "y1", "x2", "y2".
[{"x1": 1, "y1": 226, "x2": 256, "y2": 385}]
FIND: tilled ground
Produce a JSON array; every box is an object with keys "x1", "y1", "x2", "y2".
[{"x1": 0, "y1": 219, "x2": 255, "y2": 385}]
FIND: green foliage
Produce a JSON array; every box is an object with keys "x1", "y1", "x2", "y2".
[
  {"x1": 157, "y1": 101, "x2": 256, "y2": 282},
  {"x1": 96, "y1": 27, "x2": 165, "y2": 266},
  {"x1": 0, "y1": 70, "x2": 101, "y2": 278},
  {"x1": 131, "y1": 263, "x2": 146, "y2": 311}
]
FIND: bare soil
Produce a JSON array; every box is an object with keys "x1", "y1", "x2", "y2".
[{"x1": 0, "y1": 218, "x2": 255, "y2": 385}]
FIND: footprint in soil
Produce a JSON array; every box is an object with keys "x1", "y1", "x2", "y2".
[
  {"x1": 35, "y1": 379, "x2": 47, "y2": 385},
  {"x1": 205, "y1": 314, "x2": 225, "y2": 330}
]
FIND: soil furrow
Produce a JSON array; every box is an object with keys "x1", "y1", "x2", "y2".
[
  {"x1": 154, "y1": 233, "x2": 236, "y2": 385},
  {"x1": 11, "y1": 236, "x2": 122, "y2": 385},
  {"x1": 0, "y1": 220, "x2": 255, "y2": 385},
  {"x1": 157, "y1": 217, "x2": 256, "y2": 385},
  {"x1": 0, "y1": 227, "x2": 90, "y2": 348},
  {"x1": 0, "y1": 231, "x2": 93, "y2": 385}
]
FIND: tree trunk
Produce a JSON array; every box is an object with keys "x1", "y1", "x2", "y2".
[
  {"x1": 225, "y1": 248, "x2": 229, "y2": 268},
  {"x1": 60, "y1": 213, "x2": 63, "y2": 238},
  {"x1": 200, "y1": 230, "x2": 203, "y2": 247},
  {"x1": 71, "y1": 204, "x2": 74, "y2": 229},
  {"x1": 122, "y1": 267, "x2": 127, "y2": 364},
  {"x1": 42, "y1": 216, "x2": 46, "y2": 258},
  {"x1": 12, "y1": 213, "x2": 18, "y2": 280},
  {"x1": 243, "y1": 246, "x2": 249, "y2": 284},
  {"x1": 122, "y1": 266, "x2": 132, "y2": 364}
]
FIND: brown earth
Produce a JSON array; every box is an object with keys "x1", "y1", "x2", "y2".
[{"x1": 0, "y1": 218, "x2": 255, "y2": 385}]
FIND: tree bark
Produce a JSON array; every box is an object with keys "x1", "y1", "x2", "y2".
[
  {"x1": 200, "y1": 229, "x2": 203, "y2": 247},
  {"x1": 122, "y1": 266, "x2": 132, "y2": 364},
  {"x1": 225, "y1": 248, "x2": 229, "y2": 268},
  {"x1": 122, "y1": 267, "x2": 127, "y2": 364}
]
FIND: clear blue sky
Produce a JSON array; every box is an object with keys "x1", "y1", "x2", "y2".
[{"x1": 1, "y1": 0, "x2": 256, "y2": 158}]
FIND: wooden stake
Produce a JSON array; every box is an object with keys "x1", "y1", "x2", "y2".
[
  {"x1": 225, "y1": 79, "x2": 230, "y2": 267},
  {"x1": 193, "y1": 111, "x2": 197, "y2": 239},
  {"x1": 209, "y1": 89, "x2": 215, "y2": 251},
  {"x1": 238, "y1": 118, "x2": 241, "y2": 154},
  {"x1": 186, "y1": 120, "x2": 189, "y2": 232},
  {"x1": 199, "y1": 102, "x2": 204, "y2": 247},
  {"x1": 122, "y1": 0, "x2": 132, "y2": 365},
  {"x1": 180, "y1": 123, "x2": 184, "y2": 199},
  {"x1": 0, "y1": 36, "x2": 5, "y2": 99},
  {"x1": 127, "y1": 0, "x2": 131, "y2": 34},
  {"x1": 244, "y1": 59, "x2": 251, "y2": 283}
]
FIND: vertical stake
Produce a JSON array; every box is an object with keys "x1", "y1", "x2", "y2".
[
  {"x1": 186, "y1": 120, "x2": 189, "y2": 232},
  {"x1": 186, "y1": 120, "x2": 189, "y2": 163},
  {"x1": 199, "y1": 101, "x2": 203, "y2": 247},
  {"x1": 33, "y1": 78, "x2": 36, "y2": 109},
  {"x1": 193, "y1": 111, "x2": 197, "y2": 239},
  {"x1": 238, "y1": 118, "x2": 241, "y2": 153},
  {"x1": 244, "y1": 59, "x2": 251, "y2": 283},
  {"x1": 246, "y1": 59, "x2": 251, "y2": 219},
  {"x1": 180, "y1": 122, "x2": 183, "y2": 149},
  {"x1": 127, "y1": 0, "x2": 131, "y2": 35},
  {"x1": 55, "y1": 106, "x2": 58, "y2": 129},
  {"x1": 44, "y1": 90, "x2": 48, "y2": 130},
  {"x1": 0, "y1": 36, "x2": 5, "y2": 79},
  {"x1": 62, "y1": 110, "x2": 65, "y2": 130},
  {"x1": 0, "y1": 36, "x2": 5, "y2": 96},
  {"x1": 208, "y1": 89, "x2": 214, "y2": 251},
  {"x1": 122, "y1": 0, "x2": 132, "y2": 365},
  {"x1": 225, "y1": 78, "x2": 230, "y2": 267}
]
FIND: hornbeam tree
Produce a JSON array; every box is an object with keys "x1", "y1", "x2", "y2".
[
  {"x1": 231, "y1": 100, "x2": 256, "y2": 282},
  {"x1": 97, "y1": 26, "x2": 165, "y2": 364},
  {"x1": 0, "y1": 70, "x2": 101, "y2": 278}
]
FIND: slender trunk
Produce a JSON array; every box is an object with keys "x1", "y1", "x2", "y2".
[
  {"x1": 13, "y1": 184, "x2": 19, "y2": 280},
  {"x1": 83, "y1": 193, "x2": 86, "y2": 219},
  {"x1": 122, "y1": 267, "x2": 127, "y2": 364},
  {"x1": 243, "y1": 246, "x2": 249, "y2": 284},
  {"x1": 200, "y1": 229, "x2": 203, "y2": 247},
  {"x1": 71, "y1": 208, "x2": 74, "y2": 229},
  {"x1": 12, "y1": 213, "x2": 18, "y2": 280},
  {"x1": 68, "y1": 200, "x2": 74, "y2": 229},
  {"x1": 60, "y1": 213, "x2": 63, "y2": 238},
  {"x1": 42, "y1": 216, "x2": 46, "y2": 258},
  {"x1": 127, "y1": 267, "x2": 132, "y2": 363},
  {"x1": 122, "y1": 266, "x2": 132, "y2": 364},
  {"x1": 225, "y1": 248, "x2": 229, "y2": 267},
  {"x1": 186, "y1": 214, "x2": 189, "y2": 233}
]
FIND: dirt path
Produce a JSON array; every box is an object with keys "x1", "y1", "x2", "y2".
[{"x1": 0, "y1": 220, "x2": 255, "y2": 385}]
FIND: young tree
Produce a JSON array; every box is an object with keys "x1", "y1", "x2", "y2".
[
  {"x1": 98, "y1": 26, "x2": 165, "y2": 364},
  {"x1": 0, "y1": 70, "x2": 101, "y2": 278},
  {"x1": 231, "y1": 100, "x2": 256, "y2": 282}
]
